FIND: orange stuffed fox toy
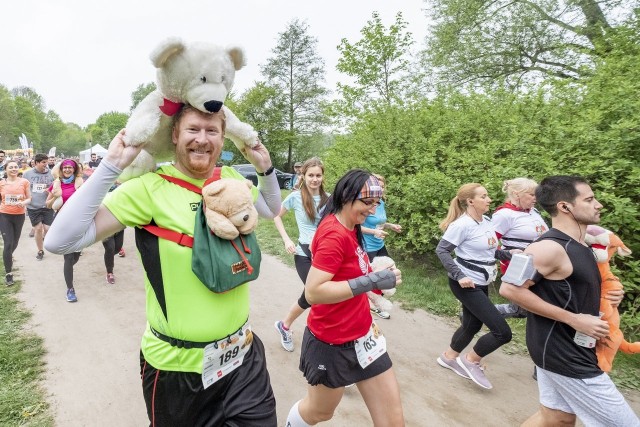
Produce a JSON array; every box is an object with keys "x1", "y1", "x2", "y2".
[{"x1": 585, "y1": 225, "x2": 640, "y2": 372}]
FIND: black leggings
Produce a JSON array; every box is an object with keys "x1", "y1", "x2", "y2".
[
  {"x1": 64, "y1": 252, "x2": 81, "y2": 289},
  {"x1": 0, "y1": 213, "x2": 25, "y2": 274},
  {"x1": 448, "y1": 278, "x2": 512, "y2": 357},
  {"x1": 102, "y1": 230, "x2": 124, "y2": 274},
  {"x1": 294, "y1": 254, "x2": 312, "y2": 310}
]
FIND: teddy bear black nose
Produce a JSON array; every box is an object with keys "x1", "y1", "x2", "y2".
[
  {"x1": 243, "y1": 214, "x2": 249, "y2": 222},
  {"x1": 204, "y1": 100, "x2": 223, "y2": 113}
]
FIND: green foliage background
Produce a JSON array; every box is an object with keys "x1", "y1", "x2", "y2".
[
  {"x1": 1, "y1": 8, "x2": 638, "y2": 340},
  {"x1": 324, "y1": 32, "x2": 640, "y2": 339}
]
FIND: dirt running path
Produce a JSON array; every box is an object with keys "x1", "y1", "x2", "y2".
[{"x1": 13, "y1": 226, "x2": 640, "y2": 426}]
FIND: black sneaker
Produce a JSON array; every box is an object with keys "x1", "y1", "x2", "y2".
[
  {"x1": 6, "y1": 273, "x2": 14, "y2": 286},
  {"x1": 36, "y1": 250, "x2": 44, "y2": 261}
]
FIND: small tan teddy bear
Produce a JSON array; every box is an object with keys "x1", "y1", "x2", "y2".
[{"x1": 201, "y1": 178, "x2": 258, "y2": 240}]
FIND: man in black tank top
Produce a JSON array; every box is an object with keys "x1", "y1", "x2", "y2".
[{"x1": 500, "y1": 176, "x2": 638, "y2": 426}]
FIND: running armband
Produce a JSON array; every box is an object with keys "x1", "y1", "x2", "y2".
[
  {"x1": 347, "y1": 269, "x2": 396, "y2": 296},
  {"x1": 502, "y1": 253, "x2": 542, "y2": 286}
]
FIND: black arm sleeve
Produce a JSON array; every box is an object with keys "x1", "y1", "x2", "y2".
[{"x1": 435, "y1": 239, "x2": 465, "y2": 281}]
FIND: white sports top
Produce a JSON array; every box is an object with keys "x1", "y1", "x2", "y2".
[
  {"x1": 491, "y1": 206, "x2": 548, "y2": 249},
  {"x1": 442, "y1": 214, "x2": 499, "y2": 286}
]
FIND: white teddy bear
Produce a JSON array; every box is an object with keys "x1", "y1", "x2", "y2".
[
  {"x1": 367, "y1": 256, "x2": 397, "y2": 313},
  {"x1": 120, "y1": 37, "x2": 258, "y2": 181}
]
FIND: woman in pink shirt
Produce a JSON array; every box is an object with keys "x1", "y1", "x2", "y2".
[{"x1": 46, "y1": 159, "x2": 84, "y2": 302}]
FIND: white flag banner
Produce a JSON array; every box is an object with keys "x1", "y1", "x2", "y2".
[
  {"x1": 19, "y1": 134, "x2": 29, "y2": 150},
  {"x1": 48, "y1": 147, "x2": 56, "y2": 157}
]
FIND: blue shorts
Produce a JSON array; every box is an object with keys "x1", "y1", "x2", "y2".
[{"x1": 537, "y1": 367, "x2": 639, "y2": 426}]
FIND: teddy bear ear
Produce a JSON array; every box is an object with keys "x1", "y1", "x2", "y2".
[
  {"x1": 150, "y1": 37, "x2": 186, "y2": 68},
  {"x1": 226, "y1": 46, "x2": 246, "y2": 71},
  {"x1": 204, "y1": 180, "x2": 226, "y2": 195},
  {"x1": 244, "y1": 179, "x2": 253, "y2": 189}
]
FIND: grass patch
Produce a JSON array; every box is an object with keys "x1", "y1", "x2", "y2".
[
  {"x1": 255, "y1": 195, "x2": 640, "y2": 391},
  {"x1": 0, "y1": 262, "x2": 53, "y2": 426}
]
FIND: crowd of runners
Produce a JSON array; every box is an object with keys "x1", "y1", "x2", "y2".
[
  {"x1": 2, "y1": 103, "x2": 639, "y2": 426},
  {"x1": 0, "y1": 151, "x2": 126, "y2": 297}
]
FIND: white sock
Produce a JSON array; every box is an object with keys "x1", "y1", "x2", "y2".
[{"x1": 286, "y1": 400, "x2": 311, "y2": 427}]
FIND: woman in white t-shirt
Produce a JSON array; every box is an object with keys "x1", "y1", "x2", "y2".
[
  {"x1": 435, "y1": 183, "x2": 513, "y2": 390},
  {"x1": 492, "y1": 178, "x2": 548, "y2": 318},
  {"x1": 273, "y1": 157, "x2": 329, "y2": 352}
]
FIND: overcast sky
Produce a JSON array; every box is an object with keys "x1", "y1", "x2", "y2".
[{"x1": 0, "y1": 0, "x2": 429, "y2": 127}]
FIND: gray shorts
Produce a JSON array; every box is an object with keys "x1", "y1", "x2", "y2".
[{"x1": 537, "y1": 367, "x2": 640, "y2": 426}]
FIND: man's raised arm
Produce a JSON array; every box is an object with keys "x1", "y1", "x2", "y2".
[
  {"x1": 240, "y1": 140, "x2": 281, "y2": 218},
  {"x1": 44, "y1": 130, "x2": 142, "y2": 254}
]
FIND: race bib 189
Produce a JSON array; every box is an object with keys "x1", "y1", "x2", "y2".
[{"x1": 201, "y1": 324, "x2": 253, "y2": 389}]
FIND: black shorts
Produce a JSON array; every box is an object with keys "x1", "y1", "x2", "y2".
[
  {"x1": 140, "y1": 333, "x2": 276, "y2": 427},
  {"x1": 299, "y1": 327, "x2": 392, "y2": 388},
  {"x1": 27, "y1": 208, "x2": 54, "y2": 227},
  {"x1": 366, "y1": 245, "x2": 389, "y2": 262}
]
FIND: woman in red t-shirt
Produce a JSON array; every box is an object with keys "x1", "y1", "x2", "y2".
[
  {"x1": 0, "y1": 160, "x2": 32, "y2": 286},
  {"x1": 285, "y1": 170, "x2": 404, "y2": 427}
]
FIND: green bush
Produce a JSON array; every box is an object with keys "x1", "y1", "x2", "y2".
[{"x1": 325, "y1": 40, "x2": 640, "y2": 334}]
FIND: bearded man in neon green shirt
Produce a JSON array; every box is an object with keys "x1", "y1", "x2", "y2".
[{"x1": 45, "y1": 105, "x2": 282, "y2": 426}]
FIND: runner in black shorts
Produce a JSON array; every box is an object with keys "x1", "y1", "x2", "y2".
[
  {"x1": 140, "y1": 334, "x2": 275, "y2": 426},
  {"x1": 27, "y1": 208, "x2": 54, "y2": 228},
  {"x1": 23, "y1": 154, "x2": 55, "y2": 261},
  {"x1": 286, "y1": 171, "x2": 404, "y2": 426},
  {"x1": 45, "y1": 105, "x2": 282, "y2": 425}
]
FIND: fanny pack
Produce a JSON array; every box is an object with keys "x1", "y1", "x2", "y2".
[
  {"x1": 141, "y1": 168, "x2": 261, "y2": 294},
  {"x1": 456, "y1": 257, "x2": 496, "y2": 282}
]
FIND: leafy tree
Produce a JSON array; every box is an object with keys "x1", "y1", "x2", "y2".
[
  {"x1": 38, "y1": 110, "x2": 67, "y2": 153},
  {"x1": 261, "y1": 19, "x2": 329, "y2": 168},
  {"x1": 11, "y1": 86, "x2": 46, "y2": 112},
  {"x1": 87, "y1": 111, "x2": 129, "y2": 145},
  {"x1": 56, "y1": 123, "x2": 89, "y2": 157},
  {"x1": 228, "y1": 83, "x2": 289, "y2": 167},
  {"x1": 335, "y1": 11, "x2": 415, "y2": 119},
  {"x1": 0, "y1": 85, "x2": 18, "y2": 147},
  {"x1": 12, "y1": 97, "x2": 41, "y2": 149},
  {"x1": 424, "y1": 0, "x2": 635, "y2": 87},
  {"x1": 130, "y1": 82, "x2": 156, "y2": 111}
]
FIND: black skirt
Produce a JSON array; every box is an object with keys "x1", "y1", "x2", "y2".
[{"x1": 299, "y1": 327, "x2": 392, "y2": 388}]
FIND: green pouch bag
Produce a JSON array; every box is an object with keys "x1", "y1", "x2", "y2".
[{"x1": 191, "y1": 201, "x2": 261, "y2": 293}]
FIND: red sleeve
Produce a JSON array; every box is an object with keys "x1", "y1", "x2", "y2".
[{"x1": 312, "y1": 228, "x2": 345, "y2": 275}]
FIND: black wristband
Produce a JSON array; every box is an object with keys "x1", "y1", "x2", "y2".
[{"x1": 256, "y1": 166, "x2": 274, "y2": 176}]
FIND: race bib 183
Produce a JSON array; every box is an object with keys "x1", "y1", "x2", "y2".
[{"x1": 355, "y1": 322, "x2": 387, "y2": 369}]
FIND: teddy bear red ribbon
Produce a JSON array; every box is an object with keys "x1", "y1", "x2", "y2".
[{"x1": 159, "y1": 98, "x2": 184, "y2": 116}]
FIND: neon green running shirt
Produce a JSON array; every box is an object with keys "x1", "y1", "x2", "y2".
[{"x1": 104, "y1": 164, "x2": 258, "y2": 373}]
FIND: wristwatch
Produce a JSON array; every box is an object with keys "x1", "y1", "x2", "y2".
[{"x1": 256, "y1": 166, "x2": 275, "y2": 176}]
